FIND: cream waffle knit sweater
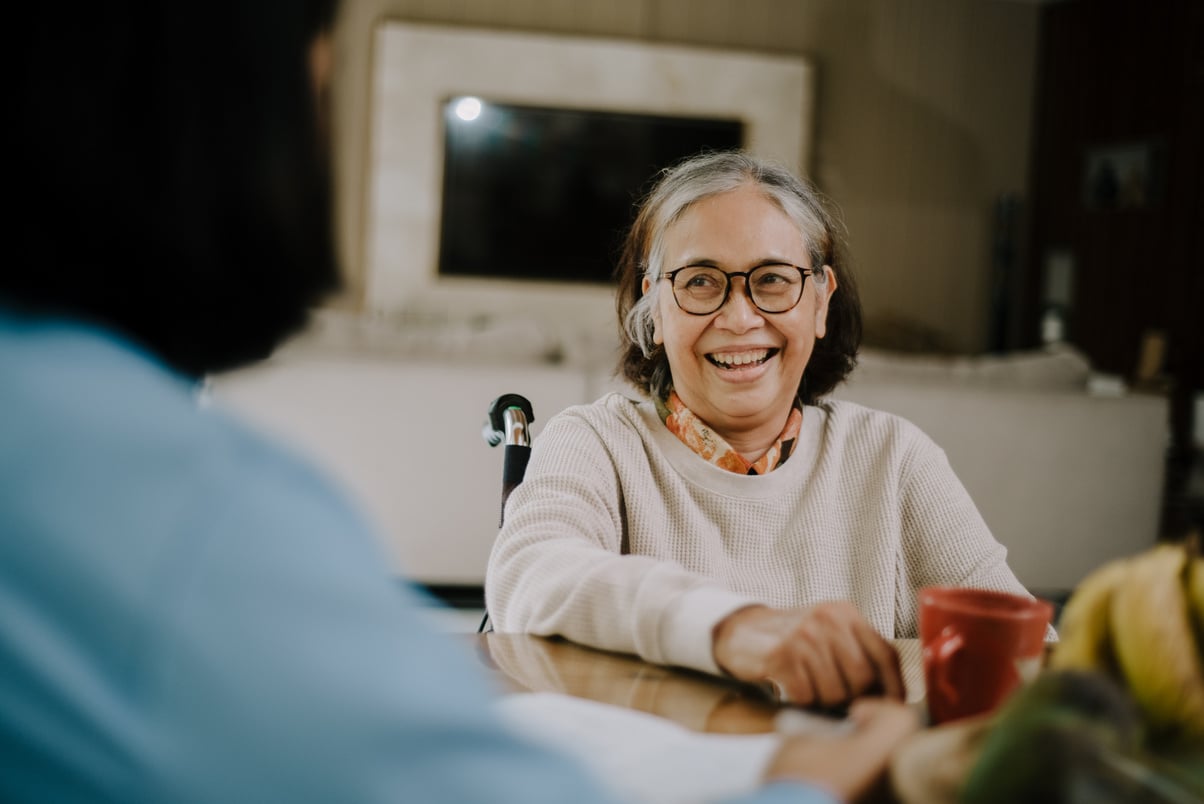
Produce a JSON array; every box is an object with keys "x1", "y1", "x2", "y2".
[{"x1": 485, "y1": 392, "x2": 1031, "y2": 676}]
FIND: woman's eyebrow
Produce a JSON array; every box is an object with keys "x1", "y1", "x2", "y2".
[{"x1": 680, "y1": 256, "x2": 801, "y2": 269}]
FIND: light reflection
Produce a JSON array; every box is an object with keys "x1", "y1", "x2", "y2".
[{"x1": 453, "y1": 96, "x2": 482, "y2": 122}]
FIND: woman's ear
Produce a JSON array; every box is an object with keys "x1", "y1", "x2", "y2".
[
  {"x1": 642, "y1": 276, "x2": 664, "y2": 345},
  {"x1": 813, "y1": 265, "x2": 838, "y2": 339}
]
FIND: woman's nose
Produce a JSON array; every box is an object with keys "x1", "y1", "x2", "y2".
[{"x1": 715, "y1": 278, "x2": 764, "y2": 331}]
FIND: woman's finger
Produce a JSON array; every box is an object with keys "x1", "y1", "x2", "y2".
[
  {"x1": 852, "y1": 620, "x2": 905, "y2": 700},
  {"x1": 828, "y1": 625, "x2": 880, "y2": 697},
  {"x1": 795, "y1": 636, "x2": 850, "y2": 708},
  {"x1": 776, "y1": 657, "x2": 817, "y2": 707}
]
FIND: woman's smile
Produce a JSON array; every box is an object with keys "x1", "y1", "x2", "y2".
[{"x1": 705, "y1": 347, "x2": 778, "y2": 370}]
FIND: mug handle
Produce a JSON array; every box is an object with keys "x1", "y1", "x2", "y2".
[{"x1": 926, "y1": 626, "x2": 965, "y2": 705}]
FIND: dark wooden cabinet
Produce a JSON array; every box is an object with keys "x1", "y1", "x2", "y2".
[{"x1": 1024, "y1": 0, "x2": 1204, "y2": 536}]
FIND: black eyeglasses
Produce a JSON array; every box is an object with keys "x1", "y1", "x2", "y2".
[{"x1": 662, "y1": 263, "x2": 818, "y2": 315}]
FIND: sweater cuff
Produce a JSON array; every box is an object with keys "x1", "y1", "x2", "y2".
[{"x1": 658, "y1": 585, "x2": 762, "y2": 675}]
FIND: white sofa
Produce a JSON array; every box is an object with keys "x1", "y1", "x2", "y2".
[
  {"x1": 832, "y1": 346, "x2": 1168, "y2": 593},
  {"x1": 211, "y1": 325, "x2": 1169, "y2": 595}
]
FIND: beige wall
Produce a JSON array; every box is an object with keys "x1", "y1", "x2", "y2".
[{"x1": 329, "y1": 0, "x2": 1039, "y2": 354}]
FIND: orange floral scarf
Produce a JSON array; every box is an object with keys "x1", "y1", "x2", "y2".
[{"x1": 657, "y1": 390, "x2": 802, "y2": 475}]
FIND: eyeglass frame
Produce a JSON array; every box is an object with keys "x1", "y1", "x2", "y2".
[{"x1": 660, "y1": 263, "x2": 821, "y2": 316}]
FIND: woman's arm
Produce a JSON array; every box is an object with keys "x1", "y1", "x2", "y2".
[{"x1": 485, "y1": 410, "x2": 756, "y2": 672}]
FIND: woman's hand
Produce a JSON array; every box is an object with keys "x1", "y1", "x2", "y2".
[
  {"x1": 712, "y1": 603, "x2": 905, "y2": 708},
  {"x1": 764, "y1": 698, "x2": 922, "y2": 802}
]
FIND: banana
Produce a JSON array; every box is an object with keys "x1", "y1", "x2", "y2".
[
  {"x1": 1048, "y1": 556, "x2": 1129, "y2": 673},
  {"x1": 1109, "y1": 543, "x2": 1204, "y2": 743},
  {"x1": 1186, "y1": 543, "x2": 1204, "y2": 648}
]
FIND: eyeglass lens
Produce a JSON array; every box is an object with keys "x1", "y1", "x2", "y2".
[{"x1": 671, "y1": 264, "x2": 806, "y2": 314}]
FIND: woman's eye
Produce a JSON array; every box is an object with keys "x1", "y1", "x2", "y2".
[
  {"x1": 755, "y1": 271, "x2": 791, "y2": 286},
  {"x1": 685, "y1": 274, "x2": 722, "y2": 290}
]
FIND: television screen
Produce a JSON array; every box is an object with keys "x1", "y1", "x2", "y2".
[{"x1": 437, "y1": 98, "x2": 744, "y2": 285}]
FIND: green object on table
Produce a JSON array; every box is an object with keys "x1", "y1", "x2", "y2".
[{"x1": 958, "y1": 669, "x2": 1203, "y2": 803}]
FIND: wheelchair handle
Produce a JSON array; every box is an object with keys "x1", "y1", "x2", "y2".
[{"x1": 483, "y1": 394, "x2": 534, "y2": 448}]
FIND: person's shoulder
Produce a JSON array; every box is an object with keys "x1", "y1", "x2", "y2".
[
  {"x1": 817, "y1": 397, "x2": 904, "y2": 427},
  {"x1": 533, "y1": 391, "x2": 656, "y2": 460},
  {"x1": 1, "y1": 316, "x2": 384, "y2": 619},
  {"x1": 3, "y1": 314, "x2": 201, "y2": 443},
  {"x1": 3, "y1": 313, "x2": 368, "y2": 537},
  {"x1": 816, "y1": 397, "x2": 936, "y2": 449},
  {"x1": 550, "y1": 390, "x2": 649, "y2": 429}
]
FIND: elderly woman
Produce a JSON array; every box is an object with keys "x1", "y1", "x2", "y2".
[{"x1": 485, "y1": 150, "x2": 1034, "y2": 708}]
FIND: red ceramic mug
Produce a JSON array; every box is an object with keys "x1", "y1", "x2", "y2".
[{"x1": 919, "y1": 587, "x2": 1053, "y2": 725}]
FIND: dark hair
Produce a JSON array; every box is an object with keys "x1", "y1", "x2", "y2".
[
  {"x1": 8, "y1": 0, "x2": 340, "y2": 377},
  {"x1": 615, "y1": 150, "x2": 862, "y2": 405}
]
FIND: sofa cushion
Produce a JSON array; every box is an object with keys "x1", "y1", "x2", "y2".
[{"x1": 851, "y1": 344, "x2": 1092, "y2": 392}]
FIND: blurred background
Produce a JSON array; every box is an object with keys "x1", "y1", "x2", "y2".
[{"x1": 213, "y1": 0, "x2": 1202, "y2": 615}]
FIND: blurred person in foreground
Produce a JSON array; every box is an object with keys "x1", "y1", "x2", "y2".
[
  {"x1": 487, "y1": 150, "x2": 1040, "y2": 709},
  {"x1": 1, "y1": 2, "x2": 918, "y2": 802}
]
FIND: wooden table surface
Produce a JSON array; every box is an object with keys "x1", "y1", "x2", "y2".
[{"x1": 473, "y1": 633, "x2": 925, "y2": 735}]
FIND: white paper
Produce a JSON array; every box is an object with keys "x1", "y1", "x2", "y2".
[
  {"x1": 495, "y1": 692, "x2": 780, "y2": 804},
  {"x1": 492, "y1": 640, "x2": 927, "y2": 804}
]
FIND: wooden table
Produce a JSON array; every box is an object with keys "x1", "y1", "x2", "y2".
[{"x1": 473, "y1": 633, "x2": 925, "y2": 735}]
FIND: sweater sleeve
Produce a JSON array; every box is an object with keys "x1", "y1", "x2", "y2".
[
  {"x1": 892, "y1": 432, "x2": 1035, "y2": 636},
  {"x1": 485, "y1": 407, "x2": 758, "y2": 675}
]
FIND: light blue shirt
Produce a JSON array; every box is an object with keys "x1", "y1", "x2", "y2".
[{"x1": 0, "y1": 310, "x2": 833, "y2": 804}]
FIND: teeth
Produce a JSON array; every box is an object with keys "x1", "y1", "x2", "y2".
[{"x1": 710, "y1": 349, "x2": 770, "y2": 366}]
